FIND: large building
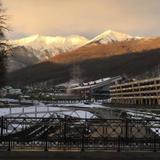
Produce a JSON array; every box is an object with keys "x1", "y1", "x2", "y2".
[
  {"x1": 71, "y1": 76, "x2": 122, "y2": 100},
  {"x1": 110, "y1": 77, "x2": 160, "y2": 105}
]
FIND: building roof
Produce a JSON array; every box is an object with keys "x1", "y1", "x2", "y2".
[{"x1": 71, "y1": 76, "x2": 121, "y2": 91}]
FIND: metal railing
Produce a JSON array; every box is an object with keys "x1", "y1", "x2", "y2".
[{"x1": 0, "y1": 116, "x2": 160, "y2": 152}]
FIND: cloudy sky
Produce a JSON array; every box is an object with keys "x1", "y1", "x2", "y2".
[{"x1": 3, "y1": 0, "x2": 160, "y2": 39}]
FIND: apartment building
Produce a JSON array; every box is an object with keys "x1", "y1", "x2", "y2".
[{"x1": 110, "y1": 77, "x2": 160, "y2": 105}]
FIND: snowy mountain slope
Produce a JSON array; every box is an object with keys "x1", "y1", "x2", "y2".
[
  {"x1": 7, "y1": 30, "x2": 145, "y2": 72},
  {"x1": 7, "y1": 46, "x2": 41, "y2": 72},
  {"x1": 9, "y1": 34, "x2": 89, "y2": 58},
  {"x1": 7, "y1": 35, "x2": 88, "y2": 71},
  {"x1": 9, "y1": 30, "x2": 143, "y2": 54},
  {"x1": 88, "y1": 30, "x2": 143, "y2": 44}
]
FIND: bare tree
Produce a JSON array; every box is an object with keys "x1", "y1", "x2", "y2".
[{"x1": 0, "y1": 1, "x2": 9, "y2": 88}]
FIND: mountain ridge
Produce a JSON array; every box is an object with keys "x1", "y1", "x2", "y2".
[
  {"x1": 87, "y1": 30, "x2": 143, "y2": 45},
  {"x1": 7, "y1": 36, "x2": 160, "y2": 86},
  {"x1": 7, "y1": 34, "x2": 89, "y2": 71},
  {"x1": 9, "y1": 34, "x2": 89, "y2": 50},
  {"x1": 5, "y1": 30, "x2": 158, "y2": 72},
  {"x1": 51, "y1": 37, "x2": 160, "y2": 64},
  {"x1": 7, "y1": 48, "x2": 160, "y2": 86}
]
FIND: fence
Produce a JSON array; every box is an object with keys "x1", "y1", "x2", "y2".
[{"x1": 0, "y1": 116, "x2": 160, "y2": 152}]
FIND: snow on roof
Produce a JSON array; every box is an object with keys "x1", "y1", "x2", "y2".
[
  {"x1": 71, "y1": 85, "x2": 91, "y2": 90},
  {"x1": 71, "y1": 77, "x2": 111, "y2": 90},
  {"x1": 86, "y1": 77, "x2": 111, "y2": 86},
  {"x1": 57, "y1": 77, "x2": 111, "y2": 89}
]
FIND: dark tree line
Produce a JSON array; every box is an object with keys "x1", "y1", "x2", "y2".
[{"x1": 0, "y1": 1, "x2": 9, "y2": 88}]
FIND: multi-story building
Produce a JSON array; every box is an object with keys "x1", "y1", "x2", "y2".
[{"x1": 110, "y1": 77, "x2": 160, "y2": 105}]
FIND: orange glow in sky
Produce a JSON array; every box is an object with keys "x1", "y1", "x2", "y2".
[{"x1": 4, "y1": 0, "x2": 160, "y2": 39}]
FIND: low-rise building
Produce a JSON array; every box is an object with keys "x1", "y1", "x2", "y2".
[{"x1": 0, "y1": 86, "x2": 22, "y2": 98}]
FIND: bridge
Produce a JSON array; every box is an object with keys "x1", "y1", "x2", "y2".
[
  {"x1": 1, "y1": 98, "x2": 160, "y2": 153},
  {"x1": 0, "y1": 116, "x2": 160, "y2": 152}
]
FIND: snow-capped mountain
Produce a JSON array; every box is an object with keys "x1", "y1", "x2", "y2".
[
  {"x1": 9, "y1": 34, "x2": 88, "y2": 60},
  {"x1": 7, "y1": 35, "x2": 88, "y2": 72},
  {"x1": 88, "y1": 30, "x2": 142, "y2": 44},
  {"x1": 11, "y1": 34, "x2": 88, "y2": 50},
  {"x1": 7, "y1": 46, "x2": 41, "y2": 72},
  {"x1": 7, "y1": 30, "x2": 145, "y2": 72}
]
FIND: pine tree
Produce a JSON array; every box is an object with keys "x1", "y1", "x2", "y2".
[{"x1": 0, "y1": 1, "x2": 9, "y2": 88}]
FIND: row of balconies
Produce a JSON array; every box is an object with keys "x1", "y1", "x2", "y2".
[
  {"x1": 111, "y1": 98, "x2": 160, "y2": 105},
  {"x1": 111, "y1": 94, "x2": 159, "y2": 98},
  {"x1": 110, "y1": 77, "x2": 160, "y2": 90},
  {"x1": 111, "y1": 96, "x2": 160, "y2": 99},
  {"x1": 110, "y1": 89, "x2": 160, "y2": 96},
  {"x1": 110, "y1": 83, "x2": 160, "y2": 93}
]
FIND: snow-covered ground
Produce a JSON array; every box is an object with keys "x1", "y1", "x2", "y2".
[
  {"x1": 1, "y1": 99, "x2": 160, "y2": 137},
  {"x1": 0, "y1": 98, "x2": 37, "y2": 104},
  {"x1": 0, "y1": 102, "x2": 99, "y2": 119},
  {"x1": 49, "y1": 102, "x2": 106, "y2": 109},
  {"x1": 126, "y1": 110, "x2": 160, "y2": 119},
  {"x1": 126, "y1": 109, "x2": 160, "y2": 136}
]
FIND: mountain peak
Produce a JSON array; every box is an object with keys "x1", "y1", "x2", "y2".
[
  {"x1": 88, "y1": 30, "x2": 133, "y2": 44},
  {"x1": 102, "y1": 29, "x2": 118, "y2": 34},
  {"x1": 9, "y1": 34, "x2": 88, "y2": 50},
  {"x1": 12, "y1": 34, "x2": 41, "y2": 45},
  {"x1": 102, "y1": 29, "x2": 130, "y2": 36}
]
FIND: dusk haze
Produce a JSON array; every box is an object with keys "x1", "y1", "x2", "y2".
[
  {"x1": 0, "y1": 0, "x2": 160, "y2": 159},
  {"x1": 4, "y1": 0, "x2": 160, "y2": 39}
]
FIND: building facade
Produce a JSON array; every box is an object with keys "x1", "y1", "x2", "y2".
[
  {"x1": 110, "y1": 77, "x2": 160, "y2": 105},
  {"x1": 71, "y1": 76, "x2": 122, "y2": 100}
]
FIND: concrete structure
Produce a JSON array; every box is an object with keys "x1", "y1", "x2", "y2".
[
  {"x1": 71, "y1": 76, "x2": 122, "y2": 99},
  {"x1": 110, "y1": 77, "x2": 160, "y2": 105}
]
